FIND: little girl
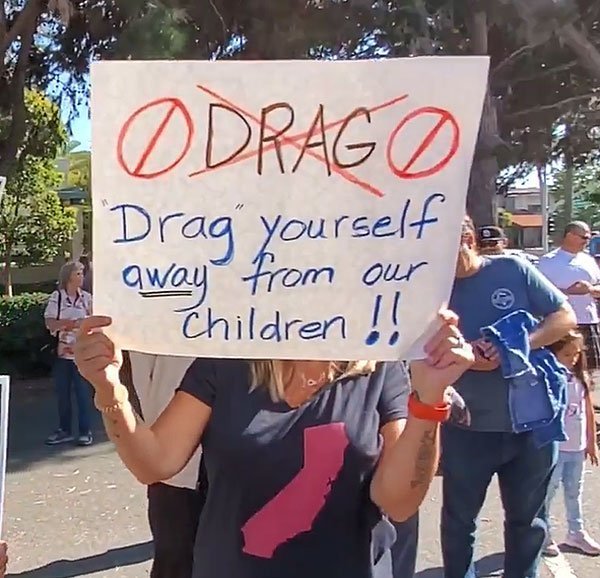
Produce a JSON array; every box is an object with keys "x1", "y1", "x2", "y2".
[{"x1": 544, "y1": 330, "x2": 599, "y2": 557}]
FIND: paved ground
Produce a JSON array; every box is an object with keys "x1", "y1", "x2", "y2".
[{"x1": 3, "y1": 380, "x2": 600, "y2": 577}]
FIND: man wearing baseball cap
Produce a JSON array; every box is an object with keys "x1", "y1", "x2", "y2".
[{"x1": 476, "y1": 226, "x2": 507, "y2": 256}]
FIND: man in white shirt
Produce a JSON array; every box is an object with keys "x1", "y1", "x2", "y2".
[
  {"x1": 123, "y1": 352, "x2": 204, "y2": 578},
  {"x1": 539, "y1": 221, "x2": 600, "y2": 383}
]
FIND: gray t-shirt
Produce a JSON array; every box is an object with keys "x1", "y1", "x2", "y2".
[{"x1": 178, "y1": 358, "x2": 410, "y2": 578}]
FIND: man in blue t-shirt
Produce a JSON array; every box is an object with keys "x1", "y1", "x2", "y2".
[{"x1": 441, "y1": 217, "x2": 576, "y2": 578}]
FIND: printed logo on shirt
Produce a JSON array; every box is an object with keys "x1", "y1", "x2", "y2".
[
  {"x1": 241, "y1": 423, "x2": 349, "y2": 559},
  {"x1": 491, "y1": 288, "x2": 515, "y2": 310}
]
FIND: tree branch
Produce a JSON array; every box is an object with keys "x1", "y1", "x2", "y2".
[
  {"x1": 0, "y1": 0, "x2": 7, "y2": 39},
  {"x1": 492, "y1": 44, "x2": 536, "y2": 76},
  {"x1": 0, "y1": 0, "x2": 43, "y2": 79},
  {"x1": 0, "y1": 11, "x2": 39, "y2": 176},
  {"x1": 505, "y1": 93, "x2": 599, "y2": 120},
  {"x1": 506, "y1": 60, "x2": 578, "y2": 85}
]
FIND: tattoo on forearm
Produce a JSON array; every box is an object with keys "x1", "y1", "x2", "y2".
[
  {"x1": 102, "y1": 404, "x2": 142, "y2": 442},
  {"x1": 410, "y1": 428, "x2": 437, "y2": 489}
]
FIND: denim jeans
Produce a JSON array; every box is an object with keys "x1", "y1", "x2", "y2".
[
  {"x1": 373, "y1": 513, "x2": 419, "y2": 578},
  {"x1": 391, "y1": 513, "x2": 418, "y2": 578},
  {"x1": 53, "y1": 357, "x2": 93, "y2": 435},
  {"x1": 546, "y1": 450, "x2": 585, "y2": 535},
  {"x1": 441, "y1": 425, "x2": 557, "y2": 578}
]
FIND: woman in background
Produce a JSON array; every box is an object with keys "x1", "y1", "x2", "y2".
[{"x1": 44, "y1": 261, "x2": 94, "y2": 446}]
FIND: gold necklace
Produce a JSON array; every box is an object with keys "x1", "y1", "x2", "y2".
[{"x1": 300, "y1": 371, "x2": 327, "y2": 390}]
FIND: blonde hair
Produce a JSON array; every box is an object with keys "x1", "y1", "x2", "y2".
[
  {"x1": 58, "y1": 261, "x2": 84, "y2": 291},
  {"x1": 250, "y1": 360, "x2": 378, "y2": 401}
]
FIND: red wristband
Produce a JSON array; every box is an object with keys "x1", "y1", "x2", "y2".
[{"x1": 408, "y1": 391, "x2": 451, "y2": 423}]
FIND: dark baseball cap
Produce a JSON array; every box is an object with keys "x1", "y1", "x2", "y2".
[{"x1": 477, "y1": 226, "x2": 505, "y2": 243}]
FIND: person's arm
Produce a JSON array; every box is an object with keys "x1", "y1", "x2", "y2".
[
  {"x1": 44, "y1": 291, "x2": 76, "y2": 333},
  {"x1": 564, "y1": 281, "x2": 593, "y2": 296},
  {"x1": 587, "y1": 257, "x2": 600, "y2": 298},
  {"x1": 370, "y1": 311, "x2": 474, "y2": 522},
  {"x1": 100, "y1": 388, "x2": 210, "y2": 484},
  {"x1": 584, "y1": 392, "x2": 599, "y2": 466},
  {"x1": 537, "y1": 258, "x2": 587, "y2": 295},
  {"x1": 46, "y1": 318, "x2": 77, "y2": 333},
  {"x1": 524, "y1": 261, "x2": 577, "y2": 348},
  {"x1": 529, "y1": 303, "x2": 576, "y2": 349},
  {"x1": 75, "y1": 316, "x2": 210, "y2": 485},
  {"x1": 371, "y1": 413, "x2": 440, "y2": 522}
]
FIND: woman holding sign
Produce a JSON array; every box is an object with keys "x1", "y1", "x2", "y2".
[{"x1": 75, "y1": 311, "x2": 473, "y2": 578}]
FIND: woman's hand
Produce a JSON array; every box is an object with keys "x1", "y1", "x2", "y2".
[
  {"x1": 586, "y1": 439, "x2": 599, "y2": 467},
  {"x1": 74, "y1": 316, "x2": 122, "y2": 397},
  {"x1": 410, "y1": 309, "x2": 474, "y2": 404}
]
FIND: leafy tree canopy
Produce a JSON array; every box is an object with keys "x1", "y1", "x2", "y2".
[
  {"x1": 0, "y1": 0, "x2": 599, "y2": 225},
  {"x1": 0, "y1": 89, "x2": 77, "y2": 295}
]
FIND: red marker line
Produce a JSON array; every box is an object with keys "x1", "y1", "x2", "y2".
[
  {"x1": 386, "y1": 106, "x2": 460, "y2": 180},
  {"x1": 133, "y1": 102, "x2": 178, "y2": 176},
  {"x1": 188, "y1": 92, "x2": 409, "y2": 179},
  {"x1": 189, "y1": 84, "x2": 409, "y2": 198}
]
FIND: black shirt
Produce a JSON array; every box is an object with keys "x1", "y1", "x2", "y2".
[{"x1": 179, "y1": 358, "x2": 410, "y2": 578}]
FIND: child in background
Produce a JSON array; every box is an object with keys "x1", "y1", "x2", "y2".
[{"x1": 544, "y1": 331, "x2": 599, "y2": 557}]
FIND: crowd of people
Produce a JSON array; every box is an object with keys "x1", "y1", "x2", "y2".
[{"x1": 3, "y1": 219, "x2": 599, "y2": 578}]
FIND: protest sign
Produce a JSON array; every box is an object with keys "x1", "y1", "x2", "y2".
[
  {"x1": 91, "y1": 58, "x2": 488, "y2": 360},
  {"x1": 0, "y1": 376, "x2": 9, "y2": 536}
]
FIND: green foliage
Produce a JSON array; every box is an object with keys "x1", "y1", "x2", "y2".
[
  {"x1": 114, "y1": 1, "x2": 198, "y2": 59},
  {"x1": 551, "y1": 159, "x2": 600, "y2": 229},
  {"x1": 0, "y1": 90, "x2": 76, "y2": 291},
  {"x1": 3, "y1": 0, "x2": 600, "y2": 227},
  {"x1": 0, "y1": 281, "x2": 58, "y2": 295},
  {"x1": 111, "y1": 0, "x2": 600, "y2": 220},
  {"x1": 0, "y1": 293, "x2": 54, "y2": 378}
]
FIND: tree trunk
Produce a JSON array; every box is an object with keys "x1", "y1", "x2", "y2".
[
  {"x1": 466, "y1": 5, "x2": 499, "y2": 227},
  {"x1": 564, "y1": 148, "x2": 574, "y2": 224},
  {"x1": 2, "y1": 253, "x2": 12, "y2": 297},
  {"x1": 0, "y1": 3, "x2": 40, "y2": 177}
]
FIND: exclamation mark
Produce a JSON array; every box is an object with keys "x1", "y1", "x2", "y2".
[
  {"x1": 365, "y1": 294, "x2": 382, "y2": 345},
  {"x1": 389, "y1": 291, "x2": 401, "y2": 346}
]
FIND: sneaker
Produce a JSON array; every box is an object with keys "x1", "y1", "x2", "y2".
[
  {"x1": 543, "y1": 540, "x2": 561, "y2": 557},
  {"x1": 565, "y1": 531, "x2": 600, "y2": 556},
  {"x1": 77, "y1": 433, "x2": 93, "y2": 447},
  {"x1": 45, "y1": 429, "x2": 74, "y2": 446}
]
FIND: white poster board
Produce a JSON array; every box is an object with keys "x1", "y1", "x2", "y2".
[
  {"x1": 92, "y1": 58, "x2": 488, "y2": 360},
  {"x1": 0, "y1": 376, "x2": 9, "y2": 536}
]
